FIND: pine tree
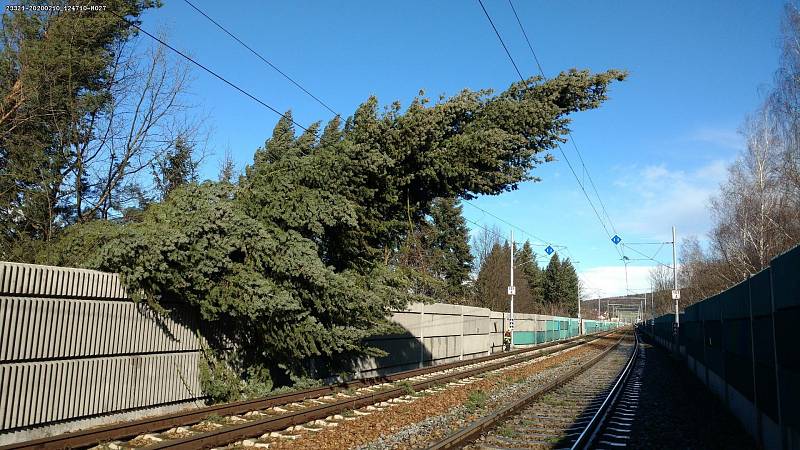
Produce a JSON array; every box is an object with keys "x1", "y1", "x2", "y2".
[
  {"x1": 425, "y1": 197, "x2": 473, "y2": 297},
  {"x1": 61, "y1": 70, "x2": 626, "y2": 393},
  {"x1": 516, "y1": 241, "x2": 544, "y2": 310},
  {"x1": 543, "y1": 252, "x2": 562, "y2": 314},
  {"x1": 475, "y1": 242, "x2": 507, "y2": 311},
  {"x1": 542, "y1": 253, "x2": 580, "y2": 316},
  {"x1": 560, "y1": 258, "x2": 580, "y2": 316},
  {"x1": 153, "y1": 136, "x2": 197, "y2": 200},
  {"x1": 218, "y1": 149, "x2": 236, "y2": 184},
  {"x1": 475, "y1": 241, "x2": 534, "y2": 313},
  {"x1": 0, "y1": 1, "x2": 160, "y2": 256}
]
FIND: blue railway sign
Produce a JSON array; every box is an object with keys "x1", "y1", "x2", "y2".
[
  {"x1": 545, "y1": 245, "x2": 554, "y2": 255},
  {"x1": 611, "y1": 235, "x2": 621, "y2": 245}
]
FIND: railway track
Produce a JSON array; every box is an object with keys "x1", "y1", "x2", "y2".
[
  {"x1": 425, "y1": 330, "x2": 638, "y2": 450},
  {"x1": 577, "y1": 338, "x2": 644, "y2": 450},
  {"x1": 2, "y1": 332, "x2": 615, "y2": 450}
]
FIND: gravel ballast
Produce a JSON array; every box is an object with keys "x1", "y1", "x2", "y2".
[
  {"x1": 627, "y1": 334, "x2": 758, "y2": 449},
  {"x1": 266, "y1": 337, "x2": 617, "y2": 450}
]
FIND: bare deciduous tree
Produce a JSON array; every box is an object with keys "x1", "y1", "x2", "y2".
[
  {"x1": 64, "y1": 37, "x2": 200, "y2": 220},
  {"x1": 709, "y1": 107, "x2": 796, "y2": 278},
  {"x1": 648, "y1": 265, "x2": 674, "y2": 316},
  {"x1": 470, "y1": 224, "x2": 502, "y2": 275}
]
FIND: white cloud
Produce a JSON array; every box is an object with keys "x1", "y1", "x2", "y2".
[
  {"x1": 687, "y1": 127, "x2": 745, "y2": 150},
  {"x1": 579, "y1": 265, "x2": 655, "y2": 298},
  {"x1": 614, "y1": 159, "x2": 731, "y2": 239}
]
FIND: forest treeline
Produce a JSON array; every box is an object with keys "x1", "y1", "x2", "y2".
[
  {"x1": 648, "y1": 3, "x2": 800, "y2": 315},
  {"x1": 0, "y1": 1, "x2": 623, "y2": 400}
]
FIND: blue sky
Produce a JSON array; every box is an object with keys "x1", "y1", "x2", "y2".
[{"x1": 137, "y1": 0, "x2": 784, "y2": 297}]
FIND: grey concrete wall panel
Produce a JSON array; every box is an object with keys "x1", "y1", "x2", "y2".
[
  {"x1": 1, "y1": 261, "x2": 616, "y2": 442},
  {"x1": 0, "y1": 261, "x2": 205, "y2": 437},
  {"x1": 0, "y1": 353, "x2": 201, "y2": 430},
  {"x1": 0, "y1": 262, "x2": 128, "y2": 299},
  {"x1": 0, "y1": 297, "x2": 202, "y2": 362}
]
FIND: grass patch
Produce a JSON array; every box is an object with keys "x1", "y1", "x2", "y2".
[
  {"x1": 397, "y1": 380, "x2": 416, "y2": 395},
  {"x1": 498, "y1": 424, "x2": 517, "y2": 438},
  {"x1": 465, "y1": 389, "x2": 488, "y2": 412},
  {"x1": 204, "y1": 413, "x2": 223, "y2": 423}
]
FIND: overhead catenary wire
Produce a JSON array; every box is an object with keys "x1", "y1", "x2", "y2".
[
  {"x1": 108, "y1": 10, "x2": 309, "y2": 132},
  {"x1": 507, "y1": 0, "x2": 621, "y2": 241},
  {"x1": 477, "y1": 0, "x2": 623, "y2": 261},
  {"x1": 506, "y1": 0, "x2": 545, "y2": 76},
  {"x1": 508, "y1": 0, "x2": 624, "y2": 255},
  {"x1": 462, "y1": 200, "x2": 562, "y2": 249},
  {"x1": 464, "y1": 217, "x2": 531, "y2": 251},
  {"x1": 622, "y1": 244, "x2": 674, "y2": 270},
  {"x1": 463, "y1": 215, "x2": 579, "y2": 265},
  {"x1": 476, "y1": 0, "x2": 525, "y2": 80},
  {"x1": 182, "y1": 0, "x2": 340, "y2": 117}
]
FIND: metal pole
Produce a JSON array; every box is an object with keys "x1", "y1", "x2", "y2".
[
  {"x1": 419, "y1": 303, "x2": 424, "y2": 368},
  {"x1": 673, "y1": 225, "x2": 679, "y2": 326},
  {"x1": 510, "y1": 230, "x2": 515, "y2": 349}
]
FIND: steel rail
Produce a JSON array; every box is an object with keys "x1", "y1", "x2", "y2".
[
  {"x1": 570, "y1": 331, "x2": 639, "y2": 449},
  {"x1": 424, "y1": 330, "x2": 631, "y2": 450},
  {"x1": 143, "y1": 334, "x2": 617, "y2": 449},
  {"x1": 1, "y1": 331, "x2": 614, "y2": 450}
]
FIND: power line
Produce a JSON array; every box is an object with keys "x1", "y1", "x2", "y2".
[
  {"x1": 622, "y1": 244, "x2": 674, "y2": 270},
  {"x1": 108, "y1": 10, "x2": 309, "y2": 132},
  {"x1": 504, "y1": 0, "x2": 624, "y2": 258},
  {"x1": 462, "y1": 200, "x2": 557, "y2": 248},
  {"x1": 183, "y1": 0, "x2": 340, "y2": 117},
  {"x1": 476, "y1": 0, "x2": 524, "y2": 80},
  {"x1": 568, "y1": 134, "x2": 619, "y2": 235},
  {"x1": 463, "y1": 214, "x2": 578, "y2": 264},
  {"x1": 506, "y1": 0, "x2": 544, "y2": 77},
  {"x1": 464, "y1": 216, "x2": 551, "y2": 262},
  {"x1": 476, "y1": 0, "x2": 622, "y2": 261}
]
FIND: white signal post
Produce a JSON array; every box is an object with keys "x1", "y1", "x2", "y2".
[
  {"x1": 672, "y1": 226, "x2": 679, "y2": 327},
  {"x1": 509, "y1": 230, "x2": 515, "y2": 349}
]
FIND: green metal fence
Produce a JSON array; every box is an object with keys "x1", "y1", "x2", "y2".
[
  {"x1": 643, "y1": 244, "x2": 800, "y2": 449},
  {"x1": 512, "y1": 317, "x2": 619, "y2": 345}
]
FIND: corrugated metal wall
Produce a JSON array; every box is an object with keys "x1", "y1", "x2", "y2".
[
  {"x1": 0, "y1": 262, "x2": 204, "y2": 433},
  {"x1": 643, "y1": 244, "x2": 800, "y2": 450}
]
